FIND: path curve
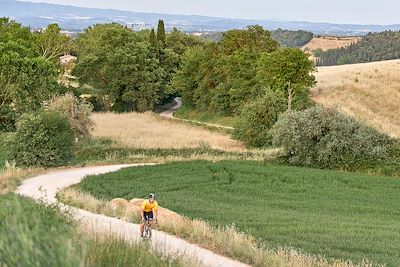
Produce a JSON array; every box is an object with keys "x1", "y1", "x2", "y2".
[
  {"x1": 160, "y1": 97, "x2": 234, "y2": 130},
  {"x1": 16, "y1": 164, "x2": 249, "y2": 267}
]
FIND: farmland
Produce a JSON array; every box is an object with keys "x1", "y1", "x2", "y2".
[
  {"x1": 91, "y1": 112, "x2": 244, "y2": 152},
  {"x1": 313, "y1": 59, "x2": 400, "y2": 137},
  {"x1": 79, "y1": 160, "x2": 400, "y2": 266}
]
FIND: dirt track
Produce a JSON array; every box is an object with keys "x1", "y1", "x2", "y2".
[{"x1": 16, "y1": 164, "x2": 249, "y2": 267}]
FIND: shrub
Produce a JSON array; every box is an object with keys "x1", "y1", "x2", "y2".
[
  {"x1": 0, "y1": 106, "x2": 17, "y2": 132},
  {"x1": 45, "y1": 93, "x2": 94, "y2": 140},
  {"x1": 272, "y1": 106, "x2": 395, "y2": 169},
  {"x1": 233, "y1": 90, "x2": 286, "y2": 147},
  {"x1": 6, "y1": 111, "x2": 75, "y2": 167}
]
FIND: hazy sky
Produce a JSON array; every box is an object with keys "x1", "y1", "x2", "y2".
[{"x1": 25, "y1": 0, "x2": 400, "y2": 25}]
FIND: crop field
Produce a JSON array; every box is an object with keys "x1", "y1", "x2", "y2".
[
  {"x1": 91, "y1": 112, "x2": 244, "y2": 152},
  {"x1": 313, "y1": 59, "x2": 400, "y2": 138},
  {"x1": 79, "y1": 160, "x2": 400, "y2": 266}
]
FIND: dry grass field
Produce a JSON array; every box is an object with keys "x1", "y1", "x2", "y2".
[
  {"x1": 302, "y1": 36, "x2": 360, "y2": 52},
  {"x1": 312, "y1": 59, "x2": 400, "y2": 137},
  {"x1": 91, "y1": 112, "x2": 245, "y2": 152}
]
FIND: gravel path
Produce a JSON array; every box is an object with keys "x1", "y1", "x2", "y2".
[{"x1": 16, "y1": 164, "x2": 249, "y2": 267}]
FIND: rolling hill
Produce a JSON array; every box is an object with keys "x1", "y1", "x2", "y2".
[{"x1": 312, "y1": 59, "x2": 400, "y2": 137}]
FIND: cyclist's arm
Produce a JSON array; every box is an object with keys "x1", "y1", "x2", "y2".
[{"x1": 140, "y1": 208, "x2": 144, "y2": 222}]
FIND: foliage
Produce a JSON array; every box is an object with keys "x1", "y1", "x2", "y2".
[
  {"x1": 0, "y1": 17, "x2": 36, "y2": 49},
  {"x1": 172, "y1": 25, "x2": 279, "y2": 116},
  {"x1": 0, "y1": 133, "x2": 7, "y2": 168},
  {"x1": 272, "y1": 106, "x2": 397, "y2": 169},
  {"x1": 258, "y1": 48, "x2": 316, "y2": 111},
  {"x1": 34, "y1": 23, "x2": 73, "y2": 62},
  {"x1": 0, "y1": 194, "x2": 82, "y2": 267},
  {"x1": 0, "y1": 41, "x2": 60, "y2": 115},
  {"x1": 45, "y1": 93, "x2": 94, "y2": 140},
  {"x1": 271, "y1": 28, "x2": 314, "y2": 47},
  {"x1": 156, "y1": 19, "x2": 166, "y2": 46},
  {"x1": 79, "y1": 160, "x2": 400, "y2": 266},
  {"x1": 6, "y1": 111, "x2": 75, "y2": 167},
  {"x1": 172, "y1": 25, "x2": 314, "y2": 117},
  {"x1": 74, "y1": 23, "x2": 206, "y2": 112},
  {"x1": 233, "y1": 90, "x2": 287, "y2": 147},
  {"x1": 0, "y1": 106, "x2": 17, "y2": 132},
  {"x1": 315, "y1": 31, "x2": 400, "y2": 66}
]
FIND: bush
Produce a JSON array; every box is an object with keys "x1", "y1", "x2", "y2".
[
  {"x1": 272, "y1": 106, "x2": 396, "y2": 169},
  {"x1": 233, "y1": 90, "x2": 286, "y2": 147},
  {"x1": 0, "y1": 106, "x2": 17, "y2": 132},
  {"x1": 6, "y1": 111, "x2": 75, "y2": 167},
  {"x1": 0, "y1": 194, "x2": 82, "y2": 267},
  {"x1": 45, "y1": 93, "x2": 94, "y2": 140}
]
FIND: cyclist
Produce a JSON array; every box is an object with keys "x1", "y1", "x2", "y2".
[{"x1": 140, "y1": 193, "x2": 158, "y2": 238}]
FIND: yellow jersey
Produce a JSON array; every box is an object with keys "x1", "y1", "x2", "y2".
[{"x1": 142, "y1": 199, "x2": 158, "y2": 213}]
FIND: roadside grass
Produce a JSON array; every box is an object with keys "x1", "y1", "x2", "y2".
[
  {"x1": 77, "y1": 160, "x2": 400, "y2": 266},
  {"x1": 0, "y1": 193, "x2": 189, "y2": 267},
  {"x1": 91, "y1": 112, "x2": 243, "y2": 152},
  {"x1": 0, "y1": 193, "x2": 83, "y2": 266},
  {"x1": 174, "y1": 105, "x2": 236, "y2": 128},
  {"x1": 58, "y1": 187, "x2": 371, "y2": 267},
  {"x1": 84, "y1": 231, "x2": 188, "y2": 267}
]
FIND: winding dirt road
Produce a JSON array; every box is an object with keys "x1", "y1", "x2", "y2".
[
  {"x1": 16, "y1": 164, "x2": 249, "y2": 267},
  {"x1": 160, "y1": 97, "x2": 234, "y2": 130}
]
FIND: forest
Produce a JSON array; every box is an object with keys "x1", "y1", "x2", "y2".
[{"x1": 315, "y1": 31, "x2": 400, "y2": 66}]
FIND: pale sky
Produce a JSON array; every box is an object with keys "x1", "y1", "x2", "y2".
[{"x1": 25, "y1": 0, "x2": 400, "y2": 25}]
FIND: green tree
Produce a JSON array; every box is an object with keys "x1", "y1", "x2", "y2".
[
  {"x1": 0, "y1": 41, "x2": 60, "y2": 114},
  {"x1": 233, "y1": 90, "x2": 287, "y2": 147},
  {"x1": 258, "y1": 48, "x2": 315, "y2": 111},
  {"x1": 149, "y1": 28, "x2": 158, "y2": 48},
  {"x1": 157, "y1": 19, "x2": 166, "y2": 46},
  {"x1": 34, "y1": 23, "x2": 73, "y2": 62}
]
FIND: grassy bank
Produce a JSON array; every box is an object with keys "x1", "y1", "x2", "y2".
[
  {"x1": 174, "y1": 105, "x2": 236, "y2": 128},
  {"x1": 0, "y1": 194, "x2": 187, "y2": 267},
  {"x1": 78, "y1": 160, "x2": 400, "y2": 266}
]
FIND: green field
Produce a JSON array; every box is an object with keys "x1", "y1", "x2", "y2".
[
  {"x1": 80, "y1": 160, "x2": 400, "y2": 266},
  {"x1": 174, "y1": 105, "x2": 236, "y2": 127}
]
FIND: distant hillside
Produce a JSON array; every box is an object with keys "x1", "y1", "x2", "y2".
[
  {"x1": 312, "y1": 59, "x2": 400, "y2": 137},
  {"x1": 302, "y1": 36, "x2": 360, "y2": 52},
  {"x1": 271, "y1": 29, "x2": 314, "y2": 47},
  {"x1": 3, "y1": 0, "x2": 400, "y2": 34},
  {"x1": 315, "y1": 31, "x2": 400, "y2": 66}
]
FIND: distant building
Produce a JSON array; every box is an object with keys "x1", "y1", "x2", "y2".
[{"x1": 59, "y1": 55, "x2": 77, "y2": 65}]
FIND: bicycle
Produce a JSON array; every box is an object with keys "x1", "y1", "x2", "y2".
[{"x1": 142, "y1": 218, "x2": 153, "y2": 241}]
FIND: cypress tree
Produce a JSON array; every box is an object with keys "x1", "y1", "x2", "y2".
[
  {"x1": 149, "y1": 28, "x2": 158, "y2": 48},
  {"x1": 157, "y1": 19, "x2": 166, "y2": 46}
]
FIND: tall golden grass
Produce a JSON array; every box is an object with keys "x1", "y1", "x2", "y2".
[
  {"x1": 0, "y1": 162, "x2": 44, "y2": 195},
  {"x1": 59, "y1": 188, "x2": 377, "y2": 267},
  {"x1": 312, "y1": 59, "x2": 400, "y2": 137},
  {"x1": 302, "y1": 36, "x2": 361, "y2": 52},
  {"x1": 91, "y1": 112, "x2": 245, "y2": 152}
]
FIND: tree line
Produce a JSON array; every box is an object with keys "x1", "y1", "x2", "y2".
[{"x1": 315, "y1": 31, "x2": 400, "y2": 66}]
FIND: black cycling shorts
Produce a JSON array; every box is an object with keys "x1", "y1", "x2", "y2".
[{"x1": 144, "y1": 211, "x2": 153, "y2": 220}]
